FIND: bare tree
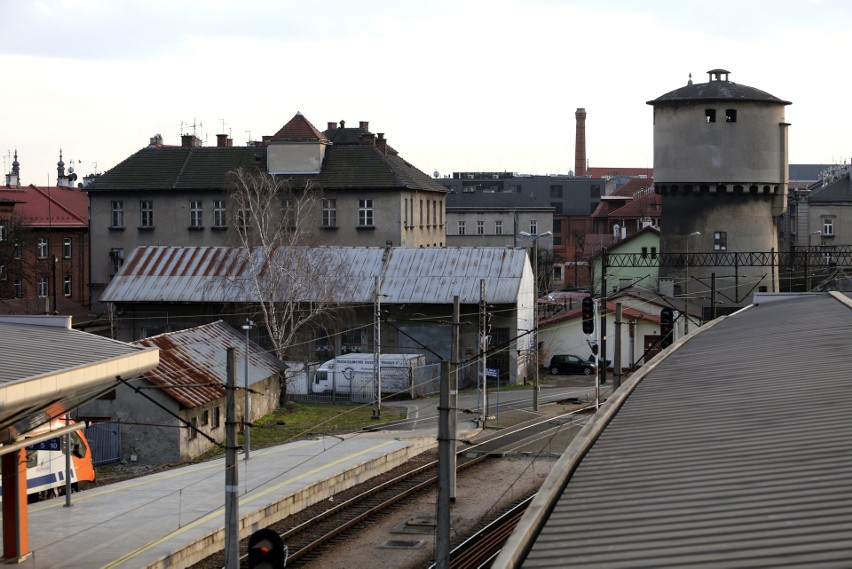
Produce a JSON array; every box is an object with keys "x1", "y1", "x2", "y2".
[{"x1": 226, "y1": 168, "x2": 353, "y2": 360}]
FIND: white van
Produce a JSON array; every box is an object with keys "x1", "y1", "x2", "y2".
[{"x1": 312, "y1": 353, "x2": 426, "y2": 395}]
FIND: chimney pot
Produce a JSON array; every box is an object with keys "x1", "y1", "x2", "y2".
[
  {"x1": 376, "y1": 133, "x2": 387, "y2": 154},
  {"x1": 359, "y1": 121, "x2": 369, "y2": 131},
  {"x1": 327, "y1": 122, "x2": 337, "y2": 131},
  {"x1": 217, "y1": 134, "x2": 229, "y2": 147}
]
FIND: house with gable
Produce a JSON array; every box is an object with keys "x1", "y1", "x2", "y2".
[
  {"x1": 0, "y1": 170, "x2": 91, "y2": 321},
  {"x1": 79, "y1": 320, "x2": 286, "y2": 465},
  {"x1": 86, "y1": 113, "x2": 448, "y2": 308}
]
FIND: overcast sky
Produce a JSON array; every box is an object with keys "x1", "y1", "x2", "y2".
[{"x1": 2, "y1": 0, "x2": 850, "y2": 185}]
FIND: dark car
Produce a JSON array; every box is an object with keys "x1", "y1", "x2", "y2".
[{"x1": 548, "y1": 354, "x2": 596, "y2": 376}]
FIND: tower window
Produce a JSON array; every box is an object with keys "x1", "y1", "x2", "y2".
[
  {"x1": 725, "y1": 109, "x2": 737, "y2": 123},
  {"x1": 705, "y1": 109, "x2": 716, "y2": 123},
  {"x1": 714, "y1": 231, "x2": 727, "y2": 251}
]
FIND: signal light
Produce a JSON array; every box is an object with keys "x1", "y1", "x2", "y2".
[
  {"x1": 248, "y1": 528, "x2": 286, "y2": 569},
  {"x1": 660, "y1": 307, "x2": 674, "y2": 348},
  {"x1": 581, "y1": 296, "x2": 595, "y2": 334}
]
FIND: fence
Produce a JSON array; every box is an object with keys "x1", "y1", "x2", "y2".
[{"x1": 83, "y1": 421, "x2": 122, "y2": 466}]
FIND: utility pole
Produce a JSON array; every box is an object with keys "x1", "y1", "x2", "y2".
[
  {"x1": 435, "y1": 361, "x2": 451, "y2": 569},
  {"x1": 225, "y1": 348, "x2": 239, "y2": 569},
  {"x1": 450, "y1": 296, "x2": 460, "y2": 501},
  {"x1": 600, "y1": 250, "x2": 607, "y2": 386},
  {"x1": 242, "y1": 319, "x2": 254, "y2": 460},
  {"x1": 613, "y1": 303, "x2": 622, "y2": 389},
  {"x1": 479, "y1": 280, "x2": 488, "y2": 425},
  {"x1": 373, "y1": 275, "x2": 382, "y2": 420}
]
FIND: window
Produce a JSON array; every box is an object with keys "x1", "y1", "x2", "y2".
[
  {"x1": 477, "y1": 220, "x2": 485, "y2": 235},
  {"x1": 201, "y1": 409, "x2": 209, "y2": 426},
  {"x1": 64, "y1": 275, "x2": 72, "y2": 297},
  {"x1": 212, "y1": 407, "x2": 221, "y2": 428},
  {"x1": 714, "y1": 231, "x2": 728, "y2": 251},
  {"x1": 63, "y1": 237, "x2": 72, "y2": 258},
  {"x1": 403, "y1": 199, "x2": 409, "y2": 227},
  {"x1": 419, "y1": 200, "x2": 424, "y2": 227},
  {"x1": 189, "y1": 200, "x2": 203, "y2": 228},
  {"x1": 705, "y1": 109, "x2": 716, "y2": 123},
  {"x1": 188, "y1": 417, "x2": 198, "y2": 440},
  {"x1": 139, "y1": 200, "x2": 153, "y2": 228},
  {"x1": 426, "y1": 200, "x2": 430, "y2": 226},
  {"x1": 37, "y1": 276, "x2": 48, "y2": 298},
  {"x1": 458, "y1": 220, "x2": 466, "y2": 235},
  {"x1": 111, "y1": 200, "x2": 124, "y2": 228},
  {"x1": 358, "y1": 199, "x2": 374, "y2": 227},
  {"x1": 322, "y1": 199, "x2": 337, "y2": 227},
  {"x1": 550, "y1": 185, "x2": 563, "y2": 199},
  {"x1": 432, "y1": 200, "x2": 437, "y2": 227},
  {"x1": 651, "y1": 247, "x2": 658, "y2": 259},
  {"x1": 641, "y1": 246, "x2": 648, "y2": 259},
  {"x1": 725, "y1": 109, "x2": 737, "y2": 123},
  {"x1": 37, "y1": 237, "x2": 48, "y2": 259},
  {"x1": 495, "y1": 220, "x2": 503, "y2": 235},
  {"x1": 281, "y1": 198, "x2": 296, "y2": 228},
  {"x1": 109, "y1": 248, "x2": 124, "y2": 276},
  {"x1": 13, "y1": 240, "x2": 21, "y2": 259},
  {"x1": 13, "y1": 278, "x2": 22, "y2": 299},
  {"x1": 0, "y1": 264, "x2": 5, "y2": 280},
  {"x1": 823, "y1": 218, "x2": 835, "y2": 236},
  {"x1": 213, "y1": 200, "x2": 227, "y2": 228},
  {"x1": 529, "y1": 220, "x2": 538, "y2": 234},
  {"x1": 0, "y1": 222, "x2": 6, "y2": 241}
]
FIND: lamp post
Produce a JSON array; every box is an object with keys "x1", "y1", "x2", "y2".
[
  {"x1": 242, "y1": 319, "x2": 255, "y2": 460},
  {"x1": 807, "y1": 231, "x2": 822, "y2": 291},
  {"x1": 685, "y1": 232, "x2": 700, "y2": 334},
  {"x1": 519, "y1": 230, "x2": 552, "y2": 412}
]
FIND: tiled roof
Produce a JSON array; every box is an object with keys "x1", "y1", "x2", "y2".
[
  {"x1": 132, "y1": 320, "x2": 286, "y2": 409},
  {"x1": 87, "y1": 117, "x2": 447, "y2": 194},
  {"x1": 499, "y1": 292, "x2": 852, "y2": 568},
  {"x1": 271, "y1": 112, "x2": 330, "y2": 143},
  {"x1": 809, "y1": 172, "x2": 852, "y2": 203},
  {"x1": 607, "y1": 191, "x2": 661, "y2": 218},
  {"x1": 0, "y1": 185, "x2": 87, "y2": 227},
  {"x1": 585, "y1": 167, "x2": 653, "y2": 178}
]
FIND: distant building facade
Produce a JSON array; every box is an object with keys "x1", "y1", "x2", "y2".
[{"x1": 86, "y1": 114, "x2": 448, "y2": 308}]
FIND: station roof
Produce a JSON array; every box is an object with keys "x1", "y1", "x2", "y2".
[
  {"x1": 0, "y1": 316, "x2": 158, "y2": 442},
  {"x1": 497, "y1": 292, "x2": 852, "y2": 568}
]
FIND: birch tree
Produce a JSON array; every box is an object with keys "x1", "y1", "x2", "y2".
[{"x1": 226, "y1": 168, "x2": 352, "y2": 360}]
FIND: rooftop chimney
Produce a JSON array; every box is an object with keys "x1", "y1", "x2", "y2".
[
  {"x1": 327, "y1": 122, "x2": 337, "y2": 131},
  {"x1": 216, "y1": 134, "x2": 233, "y2": 147},
  {"x1": 181, "y1": 134, "x2": 200, "y2": 148},
  {"x1": 359, "y1": 121, "x2": 369, "y2": 131},
  {"x1": 376, "y1": 133, "x2": 387, "y2": 154},
  {"x1": 575, "y1": 108, "x2": 587, "y2": 177}
]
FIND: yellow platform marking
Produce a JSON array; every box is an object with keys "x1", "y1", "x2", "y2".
[{"x1": 100, "y1": 440, "x2": 397, "y2": 569}]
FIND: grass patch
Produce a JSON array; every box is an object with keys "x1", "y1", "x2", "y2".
[{"x1": 196, "y1": 402, "x2": 405, "y2": 461}]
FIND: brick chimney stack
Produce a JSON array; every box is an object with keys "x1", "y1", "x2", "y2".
[{"x1": 574, "y1": 108, "x2": 587, "y2": 177}]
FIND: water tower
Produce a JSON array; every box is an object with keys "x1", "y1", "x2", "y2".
[{"x1": 647, "y1": 69, "x2": 790, "y2": 311}]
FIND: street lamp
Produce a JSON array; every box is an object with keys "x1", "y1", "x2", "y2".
[
  {"x1": 685, "y1": 232, "x2": 700, "y2": 334},
  {"x1": 519, "y1": 230, "x2": 552, "y2": 412},
  {"x1": 242, "y1": 319, "x2": 255, "y2": 460}
]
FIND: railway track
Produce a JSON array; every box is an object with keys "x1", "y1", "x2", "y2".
[{"x1": 192, "y1": 407, "x2": 591, "y2": 568}]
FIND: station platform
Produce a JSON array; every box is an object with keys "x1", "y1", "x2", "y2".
[{"x1": 16, "y1": 428, "x2": 447, "y2": 568}]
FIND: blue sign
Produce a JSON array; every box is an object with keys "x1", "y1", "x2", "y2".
[
  {"x1": 485, "y1": 368, "x2": 499, "y2": 378},
  {"x1": 25, "y1": 438, "x2": 61, "y2": 451}
]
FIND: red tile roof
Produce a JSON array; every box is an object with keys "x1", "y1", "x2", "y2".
[
  {"x1": 585, "y1": 167, "x2": 653, "y2": 178},
  {"x1": 271, "y1": 112, "x2": 330, "y2": 143},
  {"x1": 0, "y1": 184, "x2": 87, "y2": 228}
]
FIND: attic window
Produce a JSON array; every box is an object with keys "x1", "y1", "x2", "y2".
[
  {"x1": 725, "y1": 109, "x2": 737, "y2": 123},
  {"x1": 705, "y1": 109, "x2": 716, "y2": 123}
]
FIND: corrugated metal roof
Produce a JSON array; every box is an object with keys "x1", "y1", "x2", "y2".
[
  {"x1": 102, "y1": 246, "x2": 527, "y2": 305},
  {"x1": 501, "y1": 293, "x2": 852, "y2": 568},
  {"x1": 0, "y1": 319, "x2": 152, "y2": 384},
  {"x1": 132, "y1": 320, "x2": 286, "y2": 409}
]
